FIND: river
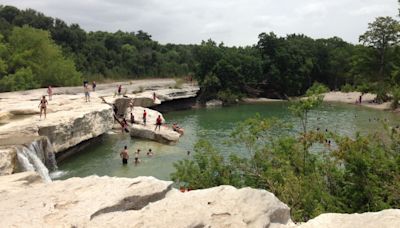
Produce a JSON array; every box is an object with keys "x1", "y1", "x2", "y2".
[{"x1": 55, "y1": 102, "x2": 400, "y2": 180}]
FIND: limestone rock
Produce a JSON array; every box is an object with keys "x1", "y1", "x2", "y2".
[
  {"x1": 206, "y1": 99, "x2": 223, "y2": 107},
  {"x1": 0, "y1": 147, "x2": 17, "y2": 175},
  {"x1": 298, "y1": 209, "x2": 400, "y2": 228},
  {"x1": 129, "y1": 123, "x2": 180, "y2": 144},
  {"x1": 0, "y1": 173, "x2": 293, "y2": 228}
]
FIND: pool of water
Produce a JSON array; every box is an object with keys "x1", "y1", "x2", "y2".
[{"x1": 56, "y1": 102, "x2": 400, "y2": 180}]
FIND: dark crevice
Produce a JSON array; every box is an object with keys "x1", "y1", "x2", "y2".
[
  {"x1": 128, "y1": 181, "x2": 141, "y2": 188},
  {"x1": 192, "y1": 224, "x2": 205, "y2": 228},
  {"x1": 90, "y1": 184, "x2": 172, "y2": 220}
]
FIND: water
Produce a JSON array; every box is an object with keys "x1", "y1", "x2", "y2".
[
  {"x1": 56, "y1": 102, "x2": 400, "y2": 181},
  {"x1": 16, "y1": 138, "x2": 56, "y2": 183}
]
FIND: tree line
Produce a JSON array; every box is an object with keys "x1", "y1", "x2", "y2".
[{"x1": 0, "y1": 4, "x2": 399, "y2": 105}]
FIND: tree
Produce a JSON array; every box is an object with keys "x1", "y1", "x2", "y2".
[
  {"x1": 0, "y1": 26, "x2": 81, "y2": 91},
  {"x1": 359, "y1": 17, "x2": 400, "y2": 81}
]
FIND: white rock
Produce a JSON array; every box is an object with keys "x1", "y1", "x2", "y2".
[
  {"x1": 206, "y1": 99, "x2": 223, "y2": 107},
  {"x1": 0, "y1": 173, "x2": 293, "y2": 228},
  {"x1": 298, "y1": 209, "x2": 400, "y2": 228},
  {"x1": 0, "y1": 147, "x2": 17, "y2": 175}
]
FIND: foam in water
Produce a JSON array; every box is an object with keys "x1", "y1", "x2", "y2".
[
  {"x1": 16, "y1": 138, "x2": 57, "y2": 183},
  {"x1": 49, "y1": 170, "x2": 68, "y2": 179}
]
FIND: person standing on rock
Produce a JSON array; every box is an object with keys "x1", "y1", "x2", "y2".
[
  {"x1": 38, "y1": 96, "x2": 48, "y2": 119},
  {"x1": 118, "y1": 85, "x2": 122, "y2": 96},
  {"x1": 155, "y1": 115, "x2": 162, "y2": 131},
  {"x1": 84, "y1": 84, "x2": 90, "y2": 102},
  {"x1": 143, "y1": 110, "x2": 147, "y2": 126},
  {"x1": 120, "y1": 146, "x2": 129, "y2": 165},
  {"x1": 153, "y1": 92, "x2": 156, "y2": 101},
  {"x1": 92, "y1": 81, "x2": 97, "y2": 92},
  {"x1": 47, "y1": 86, "x2": 53, "y2": 101},
  {"x1": 131, "y1": 113, "x2": 135, "y2": 124}
]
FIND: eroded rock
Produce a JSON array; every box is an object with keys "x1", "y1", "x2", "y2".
[{"x1": 0, "y1": 173, "x2": 293, "y2": 228}]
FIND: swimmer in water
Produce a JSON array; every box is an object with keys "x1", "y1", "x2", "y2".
[{"x1": 120, "y1": 146, "x2": 129, "y2": 165}]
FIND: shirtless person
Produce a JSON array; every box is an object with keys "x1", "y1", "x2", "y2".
[
  {"x1": 38, "y1": 96, "x2": 48, "y2": 119},
  {"x1": 120, "y1": 146, "x2": 129, "y2": 165}
]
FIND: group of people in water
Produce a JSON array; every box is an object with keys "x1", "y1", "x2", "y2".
[{"x1": 119, "y1": 146, "x2": 154, "y2": 165}]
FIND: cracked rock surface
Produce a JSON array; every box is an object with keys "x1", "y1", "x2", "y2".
[{"x1": 0, "y1": 172, "x2": 293, "y2": 228}]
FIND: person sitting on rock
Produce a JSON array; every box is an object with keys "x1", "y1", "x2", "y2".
[
  {"x1": 155, "y1": 115, "x2": 162, "y2": 131},
  {"x1": 172, "y1": 123, "x2": 184, "y2": 135}
]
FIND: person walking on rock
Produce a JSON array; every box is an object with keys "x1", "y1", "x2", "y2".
[
  {"x1": 92, "y1": 81, "x2": 97, "y2": 92},
  {"x1": 143, "y1": 110, "x2": 147, "y2": 126},
  {"x1": 38, "y1": 95, "x2": 48, "y2": 119},
  {"x1": 155, "y1": 115, "x2": 162, "y2": 131},
  {"x1": 47, "y1": 86, "x2": 53, "y2": 101},
  {"x1": 120, "y1": 146, "x2": 129, "y2": 165}
]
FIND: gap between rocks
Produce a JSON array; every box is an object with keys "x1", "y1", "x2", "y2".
[{"x1": 90, "y1": 184, "x2": 172, "y2": 220}]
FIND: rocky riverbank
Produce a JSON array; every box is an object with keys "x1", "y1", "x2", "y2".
[
  {"x1": 0, "y1": 79, "x2": 199, "y2": 176},
  {"x1": 0, "y1": 172, "x2": 398, "y2": 228}
]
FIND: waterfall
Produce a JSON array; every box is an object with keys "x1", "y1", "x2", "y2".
[{"x1": 16, "y1": 138, "x2": 57, "y2": 183}]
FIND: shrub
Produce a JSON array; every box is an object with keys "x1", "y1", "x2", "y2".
[
  {"x1": 217, "y1": 89, "x2": 240, "y2": 105},
  {"x1": 341, "y1": 84, "x2": 354, "y2": 93}
]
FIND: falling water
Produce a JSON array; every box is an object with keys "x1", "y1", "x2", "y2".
[{"x1": 16, "y1": 138, "x2": 57, "y2": 183}]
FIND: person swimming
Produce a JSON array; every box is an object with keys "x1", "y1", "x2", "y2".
[
  {"x1": 147, "y1": 149, "x2": 153, "y2": 157},
  {"x1": 120, "y1": 146, "x2": 129, "y2": 165},
  {"x1": 135, "y1": 149, "x2": 141, "y2": 164}
]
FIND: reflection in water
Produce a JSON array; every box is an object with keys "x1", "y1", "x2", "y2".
[{"x1": 57, "y1": 103, "x2": 400, "y2": 181}]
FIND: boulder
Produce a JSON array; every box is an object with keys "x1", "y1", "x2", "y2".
[
  {"x1": 129, "y1": 124, "x2": 180, "y2": 144},
  {"x1": 0, "y1": 173, "x2": 293, "y2": 228},
  {"x1": 126, "y1": 107, "x2": 180, "y2": 144},
  {"x1": 298, "y1": 209, "x2": 400, "y2": 228},
  {"x1": 0, "y1": 105, "x2": 114, "y2": 153},
  {"x1": 206, "y1": 99, "x2": 223, "y2": 107},
  {"x1": 0, "y1": 147, "x2": 17, "y2": 175}
]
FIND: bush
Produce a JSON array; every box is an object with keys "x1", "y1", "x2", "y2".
[
  {"x1": 0, "y1": 67, "x2": 39, "y2": 91},
  {"x1": 391, "y1": 86, "x2": 400, "y2": 109},
  {"x1": 341, "y1": 84, "x2": 354, "y2": 93},
  {"x1": 217, "y1": 89, "x2": 240, "y2": 105},
  {"x1": 306, "y1": 82, "x2": 329, "y2": 96},
  {"x1": 171, "y1": 115, "x2": 400, "y2": 221}
]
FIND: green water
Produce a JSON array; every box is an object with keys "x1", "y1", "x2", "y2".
[{"x1": 55, "y1": 102, "x2": 400, "y2": 180}]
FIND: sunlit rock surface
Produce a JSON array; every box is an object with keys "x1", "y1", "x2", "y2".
[
  {"x1": 0, "y1": 172, "x2": 293, "y2": 228},
  {"x1": 0, "y1": 79, "x2": 198, "y2": 175}
]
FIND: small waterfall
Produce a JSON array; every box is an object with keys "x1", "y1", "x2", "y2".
[{"x1": 16, "y1": 138, "x2": 57, "y2": 183}]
